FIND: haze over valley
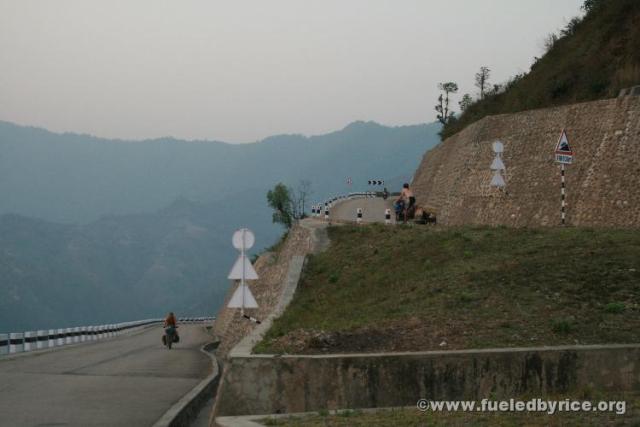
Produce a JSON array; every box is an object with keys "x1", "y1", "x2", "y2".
[{"x1": 0, "y1": 120, "x2": 440, "y2": 331}]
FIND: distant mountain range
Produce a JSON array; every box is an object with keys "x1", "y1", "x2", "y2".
[{"x1": 0, "y1": 120, "x2": 441, "y2": 331}]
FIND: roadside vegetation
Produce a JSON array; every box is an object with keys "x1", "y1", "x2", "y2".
[
  {"x1": 260, "y1": 393, "x2": 639, "y2": 426},
  {"x1": 439, "y1": 0, "x2": 640, "y2": 139},
  {"x1": 255, "y1": 224, "x2": 640, "y2": 354}
]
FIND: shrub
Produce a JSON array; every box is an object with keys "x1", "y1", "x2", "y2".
[
  {"x1": 604, "y1": 302, "x2": 625, "y2": 314},
  {"x1": 552, "y1": 318, "x2": 574, "y2": 334}
]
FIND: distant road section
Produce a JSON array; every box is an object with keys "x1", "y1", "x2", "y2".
[
  {"x1": 329, "y1": 197, "x2": 396, "y2": 224},
  {"x1": 0, "y1": 324, "x2": 212, "y2": 427}
]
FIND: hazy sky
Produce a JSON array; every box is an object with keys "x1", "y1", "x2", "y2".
[{"x1": 1, "y1": 0, "x2": 584, "y2": 143}]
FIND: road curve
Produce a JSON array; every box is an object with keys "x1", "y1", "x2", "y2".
[
  {"x1": 0, "y1": 324, "x2": 213, "y2": 427},
  {"x1": 329, "y1": 197, "x2": 396, "y2": 224}
]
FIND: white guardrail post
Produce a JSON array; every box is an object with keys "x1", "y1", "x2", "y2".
[
  {"x1": 48, "y1": 329, "x2": 56, "y2": 348},
  {"x1": 23, "y1": 331, "x2": 36, "y2": 351},
  {"x1": 9, "y1": 332, "x2": 24, "y2": 354},
  {"x1": 0, "y1": 333, "x2": 9, "y2": 355},
  {"x1": 37, "y1": 330, "x2": 47, "y2": 349}
]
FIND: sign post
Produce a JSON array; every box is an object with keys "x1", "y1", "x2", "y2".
[
  {"x1": 554, "y1": 130, "x2": 574, "y2": 226},
  {"x1": 227, "y1": 228, "x2": 259, "y2": 316}
]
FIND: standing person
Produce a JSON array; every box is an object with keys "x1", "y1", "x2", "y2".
[{"x1": 399, "y1": 183, "x2": 415, "y2": 223}]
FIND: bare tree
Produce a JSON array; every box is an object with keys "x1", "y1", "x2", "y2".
[
  {"x1": 296, "y1": 179, "x2": 312, "y2": 218},
  {"x1": 435, "y1": 82, "x2": 459, "y2": 125},
  {"x1": 289, "y1": 180, "x2": 313, "y2": 220},
  {"x1": 475, "y1": 66, "x2": 491, "y2": 99},
  {"x1": 542, "y1": 33, "x2": 559, "y2": 54}
]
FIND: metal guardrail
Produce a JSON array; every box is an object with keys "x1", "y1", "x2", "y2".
[
  {"x1": 311, "y1": 192, "x2": 381, "y2": 218},
  {"x1": 0, "y1": 316, "x2": 215, "y2": 356}
]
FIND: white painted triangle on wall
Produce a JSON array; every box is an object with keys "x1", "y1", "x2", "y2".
[
  {"x1": 227, "y1": 283, "x2": 259, "y2": 308},
  {"x1": 491, "y1": 171, "x2": 506, "y2": 188},
  {"x1": 228, "y1": 254, "x2": 259, "y2": 280},
  {"x1": 490, "y1": 157, "x2": 506, "y2": 171}
]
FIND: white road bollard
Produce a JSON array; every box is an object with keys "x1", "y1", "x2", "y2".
[
  {"x1": 80, "y1": 326, "x2": 87, "y2": 342},
  {"x1": 73, "y1": 327, "x2": 80, "y2": 343},
  {"x1": 98, "y1": 325, "x2": 105, "y2": 339},
  {"x1": 324, "y1": 204, "x2": 329, "y2": 220},
  {"x1": 385, "y1": 208, "x2": 391, "y2": 225},
  {"x1": 36, "y1": 330, "x2": 47, "y2": 350},
  {"x1": 0, "y1": 333, "x2": 8, "y2": 355},
  {"x1": 24, "y1": 331, "x2": 36, "y2": 352},
  {"x1": 9, "y1": 332, "x2": 24, "y2": 354},
  {"x1": 356, "y1": 208, "x2": 363, "y2": 224},
  {"x1": 57, "y1": 328, "x2": 65, "y2": 346},
  {"x1": 65, "y1": 328, "x2": 73, "y2": 345},
  {"x1": 48, "y1": 329, "x2": 56, "y2": 348}
]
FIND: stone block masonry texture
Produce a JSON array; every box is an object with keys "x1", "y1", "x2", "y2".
[
  {"x1": 215, "y1": 344, "x2": 640, "y2": 416},
  {"x1": 411, "y1": 97, "x2": 640, "y2": 227}
]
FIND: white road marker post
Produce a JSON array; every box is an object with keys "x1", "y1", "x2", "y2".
[
  {"x1": 385, "y1": 208, "x2": 391, "y2": 225},
  {"x1": 356, "y1": 207, "x2": 363, "y2": 224},
  {"x1": 228, "y1": 228, "x2": 259, "y2": 318}
]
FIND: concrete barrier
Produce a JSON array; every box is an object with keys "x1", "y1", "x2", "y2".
[{"x1": 216, "y1": 344, "x2": 640, "y2": 417}]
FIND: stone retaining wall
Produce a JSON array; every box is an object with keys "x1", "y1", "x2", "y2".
[
  {"x1": 412, "y1": 96, "x2": 640, "y2": 226},
  {"x1": 215, "y1": 344, "x2": 640, "y2": 416}
]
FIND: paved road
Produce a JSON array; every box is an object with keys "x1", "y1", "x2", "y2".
[
  {"x1": 0, "y1": 324, "x2": 213, "y2": 427},
  {"x1": 329, "y1": 197, "x2": 396, "y2": 224}
]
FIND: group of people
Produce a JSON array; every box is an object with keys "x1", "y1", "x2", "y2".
[{"x1": 394, "y1": 183, "x2": 416, "y2": 223}]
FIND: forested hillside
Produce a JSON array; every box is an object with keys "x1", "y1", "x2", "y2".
[{"x1": 443, "y1": 0, "x2": 640, "y2": 138}]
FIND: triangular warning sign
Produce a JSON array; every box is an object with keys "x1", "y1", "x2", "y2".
[
  {"x1": 227, "y1": 283, "x2": 258, "y2": 308},
  {"x1": 555, "y1": 130, "x2": 572, "y2": 154},
  {"x1": 228, "y1": 254, "x2": 259, "y2": 280}
]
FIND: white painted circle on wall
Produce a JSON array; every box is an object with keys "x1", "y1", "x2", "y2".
[{"x1": 492, "y1": 141, "x2": 504, "y2": 153}]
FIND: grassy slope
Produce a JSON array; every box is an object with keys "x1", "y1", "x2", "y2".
[
  {"x1": 256, "y1": 225, "x2": 640, "y2": 354},
  {"x1": 442, "y1": 0, "x2": 640, "y2": 139}
]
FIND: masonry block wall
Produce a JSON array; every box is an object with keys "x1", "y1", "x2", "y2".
[{"x1": 412, "y1": 96, "x2": 640, "y2": 227}]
